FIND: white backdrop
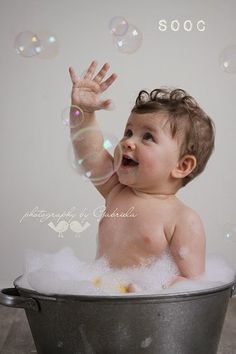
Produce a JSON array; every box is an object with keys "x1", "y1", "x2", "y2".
[{"x1": 1, "y1": 0, "x2": 236, "y2": 287}]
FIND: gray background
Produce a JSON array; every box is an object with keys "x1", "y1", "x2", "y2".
[{"x1": 0, "y1": 0, "x2": 236, "y2": 287}]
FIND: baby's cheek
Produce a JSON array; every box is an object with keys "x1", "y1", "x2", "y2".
[
  {"x1": 142, "y1": 148, "x2": 168, "y2": 169},
  {"x1": 142, "y1": 153, "x2": 157, "y2": 170}
]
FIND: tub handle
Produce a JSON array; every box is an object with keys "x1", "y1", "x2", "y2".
[
  {"x1": 0, "y1": 288, "x2": 39, "y2": 312},
  {"x1": 231, "y1": 282, "x2": 236, "y2": 297}
]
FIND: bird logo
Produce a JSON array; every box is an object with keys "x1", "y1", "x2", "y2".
[
  {"x1": 48, "y1": 220, "x2": 90, "y2": 238},
  {"x1": 48, "y1": 220, "x2": 69, "y2": 238},
  {"x1": 69, "y1": 220, "x2": 90, "y2": 237}
]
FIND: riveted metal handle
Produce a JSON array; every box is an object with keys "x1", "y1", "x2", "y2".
[
  {"x1": 231, "y1": 282, "x2": 236, "y2": 297},
  {"x1": 0, "y1": 288, "x2": 39, "y2": 311}
]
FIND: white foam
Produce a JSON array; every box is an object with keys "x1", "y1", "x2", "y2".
[{"x1": 16, "y1": 247, "x2": 236, "y2": 296}]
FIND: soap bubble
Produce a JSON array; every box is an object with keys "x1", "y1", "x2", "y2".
[
  {"x1": 222, "y1": 222, "x2": 236, "y2": 242},
  {"x1": 178, "y1": 247, "x2": 189, "y2": 259},
  {"x1": 14, "y1": 31, "x2": 42, "y2": 57},
  {"x1": 61, "y1": 105, "x2": 84, "y2": 128},
  {"x1": 68, "y1": 150, "x2": 97, "y2": 182},
  {"x1": 36, "y1": 30, "x2": 59, "y2": 59},
  {"x1": 14, "y1": 30, "x2": 59, "y2": 59},
  {"x1": 68, "y1": 127, "x2": 122, "y2": 185},
  {"x1": 112, "y1": 24, "x2": 143, "y2": 54},
  {"x1": 109, "y1": 16, "x2": 129, "y2": 36},
  {"x1": 219, "y1": 45, "x2": 236, "y2": 73}
]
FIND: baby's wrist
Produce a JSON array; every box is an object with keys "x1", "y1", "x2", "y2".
[{"x1": 70, "y1": 104, "x2": 96, "y2": 119}]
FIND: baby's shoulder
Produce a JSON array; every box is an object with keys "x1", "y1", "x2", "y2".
[{"x1": 174, "y1": 199, "x2": 204, "y2": 228}]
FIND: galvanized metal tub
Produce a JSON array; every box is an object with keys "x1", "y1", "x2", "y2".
[{"x1": 0, "y1": 276, "x2": 235, "y2": 354}]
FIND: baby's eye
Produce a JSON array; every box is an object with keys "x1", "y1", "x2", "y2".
[
  {"x1": 143, "y1": 132, "x2": 155, "y2": 141},
  {"x1": 124, "y1": 129, "x2": 133, "y2": 138}
]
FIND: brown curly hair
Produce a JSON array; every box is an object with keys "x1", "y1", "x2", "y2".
[{"x1": 131, "y1": 88, "x2": 215, "y2": 186}]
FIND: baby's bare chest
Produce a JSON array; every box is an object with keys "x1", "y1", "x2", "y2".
[{"x1": 98, "y1": 192, "x2": 176, "y2": 253}]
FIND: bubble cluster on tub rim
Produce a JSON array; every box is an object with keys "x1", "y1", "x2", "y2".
[{"x1": 16, "y1": 247, "x2": 235, "y2": 296}]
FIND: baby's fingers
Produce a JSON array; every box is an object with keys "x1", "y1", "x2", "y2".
[
  {"x1": 83, "y1": 60, "x2": 98, "y2": 80},
  {"x1": 99, "y1": 98, "x2": 112, "y2": 109},
  {"x1": 69, "y1": 66, "x2": 79, "y2": 85},
  {"x1": 100, "y1": 73, "x2": 117, "y2": 92},
  {"x1": 93, "y1": 63, "x2": 110, "y2": 83}
]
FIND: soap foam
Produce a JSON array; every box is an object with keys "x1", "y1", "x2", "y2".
[{"x1": 16, "y1": 247, "x2": 235, "y2": 296}]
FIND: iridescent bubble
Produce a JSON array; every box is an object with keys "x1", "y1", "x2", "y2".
[
  {"x1": 219, "y1": 45, "x2": 236, "y2": 74},
  {"x1": 61, "y1": 105, "x2": 84, "y2": 128},
  {"x1": 14, "y1": 31, "x2": 42, "y2": 57},
  {"x1": 36, "y1": 30, "x2": 59, "y2": 59},
  {"x1": 102, "y1": 131, "x2": 122, "y2": 164},
  {"x1": 109, "y1": 16, "x2": 129, "y2": 36},
  {"x1": 222, "y1": 222, "x2": 236, "y2": 242},
  {"x1": 112, "y1": 24, "x2": 143, "y2": 54},
  {"x1": 69, "y1": 151, "x2": 94, "y2": 182},
  {"x1": 68, "y1": 127, "x2": 122, "y2": 185}
]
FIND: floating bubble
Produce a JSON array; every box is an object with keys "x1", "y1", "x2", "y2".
[
  {"x1": 109, "y1": 16, "x2": 129, "y2": 36},
  {"x1": 14, "y1": 31, "x2": 42, "y2": 57},
  {"x1": 36, "y1": 30, "x2": 59, "y2": 59},
  {"x1": 68, "y1": 149, "x2": 94, "y2": 182},
  {"x1": 61, "y1": 105, "x2": 84, "y2": 128},
  {"x1": 68, "y1": 127, "x2": 122, "y2": 185},
  {"x1": 219, "y1": 45, "x2": 236, "y2": 74},
  {"x1": 112, "y1": 24, "x2": 143, "y2": 54},
  {"x1": 100, "y1": 131, "x2": 123, "y2": 178},
  {"x1": 222, "y1": 222, "x2": 236, "y2": 242}
]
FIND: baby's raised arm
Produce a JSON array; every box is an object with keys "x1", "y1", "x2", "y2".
[{"x1": 69, "y1": 61, "x2": 120, "y2": 198}]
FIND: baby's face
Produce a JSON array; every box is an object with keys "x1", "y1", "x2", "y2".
[{"x1": 115, "y1": 112, "x2": 181, "y2": 193}]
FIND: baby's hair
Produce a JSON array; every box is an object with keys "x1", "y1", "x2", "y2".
[{"x1": 131, "y1": 88, "x2": 215, "y2": 186}]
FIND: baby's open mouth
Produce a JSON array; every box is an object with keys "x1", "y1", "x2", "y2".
[{"x1": 122, "y1": 155, "x2": 139, "y2": 167}]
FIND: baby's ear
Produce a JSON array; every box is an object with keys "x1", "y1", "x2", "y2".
[{"x1": 171, "y1": 155, "x2": 197, "y2": 179}]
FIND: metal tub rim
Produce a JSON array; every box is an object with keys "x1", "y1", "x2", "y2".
[{"x1": 13, "y1": 275, "x2": 236, "y2": 303}]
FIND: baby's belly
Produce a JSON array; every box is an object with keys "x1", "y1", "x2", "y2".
[
  {"x1": 97, "y1": 221, "x2": 169, "y2": 268},
  {"x1": 101, "y1": 250, "x2": 157, "y2": 268}
]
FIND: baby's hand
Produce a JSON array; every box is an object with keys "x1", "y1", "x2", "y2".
[
  {"x1": 127, "y1": 283, "x2": 141, "y2": 293},
  {"x1": 69, "y1": 61, "x2": 117, "y2": 113},
  {"x1": 162, "y1": 275, "x2": 187, "y2": 289}
]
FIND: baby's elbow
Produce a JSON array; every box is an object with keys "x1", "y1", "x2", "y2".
[{"x1": 180, "y1": 262, "x2": 205, "y2": 280}]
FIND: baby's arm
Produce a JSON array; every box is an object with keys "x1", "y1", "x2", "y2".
[
  {"x1": 167, "y1": 208, "x2": 206, "y2": 287},
  {"x1": 69, "y1": 61, "x2": 120, "y2": 198}
]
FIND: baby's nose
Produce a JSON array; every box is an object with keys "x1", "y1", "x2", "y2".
[{"x1": 122, "y1": 139, "x2": 136, "y2": 151}]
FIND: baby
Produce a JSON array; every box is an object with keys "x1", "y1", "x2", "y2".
[{"x1": 69, "y1": 61, "x2": 215, "y2": 292}]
